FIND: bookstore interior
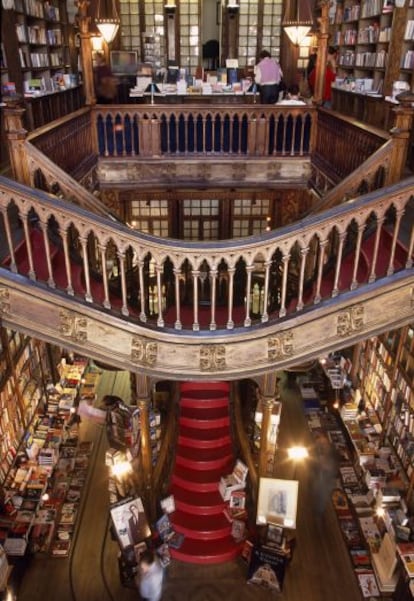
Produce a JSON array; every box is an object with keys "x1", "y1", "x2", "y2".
[
  {"x1": 0, "y1": 321, "x2": 413, "y2": 600},
  {"x1": 0, "y1": 0, "x2": 414, "y2": 599}
]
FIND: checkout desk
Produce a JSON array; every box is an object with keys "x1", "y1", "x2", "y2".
[{"x1": 128, "y1": 90, "x2": 260, "y2": 104}]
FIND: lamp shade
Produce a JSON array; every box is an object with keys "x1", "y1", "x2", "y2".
[
  {"x1": 96, "y1": 20, "x2": 120, "y2": 44},
  {"x1": 284, "y1": 24, "x2": 312, "y2": 46},
  {"x1": 96, "y1": 0, "x2": 120, "y2": 44},
  {"x1": 282, "y1": 0, "x2": 313, "y2": 46}
]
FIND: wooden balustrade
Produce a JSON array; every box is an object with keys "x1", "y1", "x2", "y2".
[
  {"x1": 1, "y1": 175, "x2": 413, "y2": 334},
  {"x1": 91, "y1": 104, "x2": 317, "y2": 158}
]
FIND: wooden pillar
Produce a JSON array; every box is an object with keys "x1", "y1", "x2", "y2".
[
  {"x1": 258, "y1": 371, "x2": 280, "y2": 477},
  {"x1": 313, "y1": 0, "x2": 330, "y2": 106},
  {"x1": 388, "y1": 92, "x2": 414, "y2": 185},
  {"x1": 76, "y1": 0, "x2": 96, "y2": 106},
  {"x1": 135, "y1": 373, "x2": 155, "y2": 519},
  {"x1": 3, "y1": 99, "x2": 30, "y2": 185}
]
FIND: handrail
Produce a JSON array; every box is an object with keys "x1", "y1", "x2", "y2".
[
  {"x1": 1, "y1": 175, "x2": 412, "y2": 334},
  {"x1": 233, "y1": 383, "x2": 258, "y2": 503},
  {"x1": 91, "y1": 103, "x2": 317, "y2": 158}
]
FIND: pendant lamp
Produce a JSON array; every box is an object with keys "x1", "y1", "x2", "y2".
[
  {"x1": 96, "y1": 0, "x2": 120, "y2": 44},
  {"x1": 283, "y1": 0, "x2": 314, "y2": 47}
]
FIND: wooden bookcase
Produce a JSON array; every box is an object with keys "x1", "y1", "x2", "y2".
[
  {"x1": 332, "y1": 0, "x2": 414, "y2": 96},
  {"x1": 1, "y1": 0, "x2": 83, "y2": 133},
  {"x1": 0, "y1": 330, "x2": 49, "y2": 485},
  {"x1": 356, "y1": 324, "x2": 414, "y2": 497}
]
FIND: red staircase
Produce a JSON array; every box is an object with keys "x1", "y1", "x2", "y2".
[{"x1": 168, "y1": 381, "x2": 244, "y2": 564}]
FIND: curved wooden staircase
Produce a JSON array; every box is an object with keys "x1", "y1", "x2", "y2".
[{"x1": 168, "y1": 381, "x2": 244, "y2": 564}]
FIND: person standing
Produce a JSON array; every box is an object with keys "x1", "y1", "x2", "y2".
[
  {"x1": 138, "y1": 549, "x2": 164, "y2": 601},
  {"x1": 94, "y1": 52, "x2": 118, "y2": 104},
  {"x1": 254, "y1": 50, "x2": 283, "y2": 104},
  {"x1": 308, "y1": 46, "x2": 338, "y2": 107}
]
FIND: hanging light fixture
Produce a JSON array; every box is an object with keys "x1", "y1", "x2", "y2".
[
  {"x1": 95, "y1": 0, "x2": 120, "y2": 45},
  {"x1": 283, "y1": 0, "x2": 314, "y2": 47}
]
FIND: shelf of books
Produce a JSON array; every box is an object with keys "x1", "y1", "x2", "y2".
[
  {"x1": 301, "y1": 346, "x2": 414, "y2": 598},
  {"x1": 332, "y1": 0, "x2": 413, "y2": 96},
  {"x1": 0, "y1": 339, "x2": 94, "y2": 560}
]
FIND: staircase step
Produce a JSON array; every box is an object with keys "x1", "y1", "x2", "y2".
[
  {"x1": 171, "y1": 463, "x2": 232, "y2": 492},
  {"x1": 179, "y1": 415, "x2": 230, "y2": 430},
  {"x1": 170, "y1": 509, "x2": 231, "y2": 540},
  {"x1": 171, "y1": 484, "x2": 225, "y2": 515},
  {"x1": 180, "y1": 395, "x2": 229, "y2": 409},
  {"x1": 175, "y1": 444, "x2": 233, "y2": 470},
  {"x1": 180, "y1": 381, "x2": 230, "y2": 395},
  {"x1": 178, "y1": 426, "x2": 231, "y2": 448},
  {"x1": 169, "y1": 536, "x2": 243, "y2": 565}
]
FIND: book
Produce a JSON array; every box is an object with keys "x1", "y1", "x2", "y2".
[
  {"x1": 247, "y1": 545, "x2": 287, "y2": 592},
  {"x1": 355, "y1": 569, "x2": 380, "y2": 598},
  {"x1": 231, "y1": 519, "x2": 246, "y2": 542}
]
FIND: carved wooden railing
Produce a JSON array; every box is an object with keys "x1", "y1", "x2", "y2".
[
  {"x1": 233, "y1": 383, "x2": 258, "y2": 504},
  {"x1": 1, "y1": 175, "x2": 413, "y2": 334},
  {"x1": 311, "y1": 108, "x2": 390, "y2": 194},
  {"x1": 91, "y1": 104, "x2": 317, "y2": 158}
]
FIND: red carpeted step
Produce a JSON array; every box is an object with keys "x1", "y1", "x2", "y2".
[
  {"x1": 171, "y1": 463, "x2": 233, "y2": 492},
  {"x1": 171, "y1": 509, "x2": 231, "y2": 540},
  {"x1": 180, "y1": 394, "x2": 229, "y2": 409},
  {"x1": 178, "y1": 425, "x2": 231, "y2": 449},
  {"x1": 180, "y1": 404, "x2": 229, "y2": 422},
  {"x1": 175, "y1": 443, "x2": 233, "y2": 470},
  {"x1": 169, "y1": 536, "x2": 244, "y2": 564},
  {"x1": 179, "y1": 414, "x2": 230, "y2": 430},
  {"x1": 180, "y1": 381, "x2": 230, "y2": 394},
  {"x1": 171, "y1": 484, "x2": 225, "y2": 515}
]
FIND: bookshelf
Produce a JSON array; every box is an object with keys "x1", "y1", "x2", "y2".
[
  {"x1": 333, "y1": 0, "x2": 414, "y2": 97},
  {"x1": 356, "y1": 324, "x2": 414, "y2": 500}
]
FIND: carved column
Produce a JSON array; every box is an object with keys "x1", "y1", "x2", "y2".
[
  {"x1": 314, "y1": 0, "x2": 330, "y2": 106},
  {"x1": 135, "y1": 374, "x2": 154, "y2": 518},
  {"x1": 388, "y1": 92, "x2": 414, "y2": 185},
  {"x1": 76, "y1": 0, "x2": 96, "y2": 106},
  {"x1": 3, "y1": 99, "x2": 30, "y2": 185}
]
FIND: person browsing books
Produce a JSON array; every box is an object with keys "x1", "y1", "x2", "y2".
[
  {"x1": 254, "y1": 50, "x2": 283, "y2": 104},
  {"x1": 138, "y1": 548, "x2": 164, "y2": 601}
]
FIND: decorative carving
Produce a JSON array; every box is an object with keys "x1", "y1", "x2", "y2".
[
  {"x1": 0, "y1": 287, "x2": 10, "y2": 314},
  {"x1": 200, "y1": 345, "x2": 226, "y2": 371},
  {"x1": 268, "y1": 331, "x2": 294, "y2": 360},
  {"x1": 232, "y1": 162, "x2": 246, "y2": 181},
  {"x1": 131, "y1": 336, "x2": 158, "y2": 366},
  {"x1": 59, "y1": 309, "x2": 88, "y2": 342},
  {"x1": 337, "y1": 304, "x2": 364, "y2": 337}
]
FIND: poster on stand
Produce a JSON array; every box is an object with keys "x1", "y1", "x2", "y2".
[
  {"x1": 110, "y1": 496, "x2": 151, "y2": 550},
  {"x1": 256, "y1": 478, "x2": 299, "y2": 529}
]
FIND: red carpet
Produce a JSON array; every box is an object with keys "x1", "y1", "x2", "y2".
[{"x1": 168, "y1": 381, "x2": 244, "y2": 564}]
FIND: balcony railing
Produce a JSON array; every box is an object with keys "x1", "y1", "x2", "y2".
[{"x1": 1, "y1": 175, "x2": 413, "y2": 333}]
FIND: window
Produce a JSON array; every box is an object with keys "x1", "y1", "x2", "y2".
[{"x1": 130, "y1": 199, "x2": 169, "y2": 236}]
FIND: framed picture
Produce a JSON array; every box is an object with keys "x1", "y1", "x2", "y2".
[
  {"x1": 110, "y1": 496, "x2": 151, "y2": 550},
  {"x1": 266, "y1": 523, "x2": 284, "y2": 546},
  {"x1": 256, "y1": 478, "x2": 299, "y2": 529}
]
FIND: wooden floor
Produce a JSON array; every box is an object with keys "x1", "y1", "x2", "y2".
[{"x1": 11, "y1": 372, "x2": 380, "y2": 601}]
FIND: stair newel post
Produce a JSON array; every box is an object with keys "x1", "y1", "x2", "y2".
[
  {"x1": 329, "y1": 230, "x2": 343, "y2": 297},
  {"x1": 61, "y1": 226, "x2": 74, "y2": 295},
  {"x1": 261, "y1": 259, "x2": 271, "y2": 323},
  {"x1": 192, "y1": 268, "x2": 200, "y2": 331},
  {"x1": 76, "y1": 0, "x2": 96, "y2": 106},
  {"x1": 226, "y1": 266, "x2": 235, "y2": 330},
  {"x1": 39, "y1": 219, "x2": 56, "y2": 289},
  {"x1": 296, "y1": 246, "x2": 309, "y2": 311},
  {"x1": 313, "y1": 0, "x2": 330, "y2": 106},
  {"x1": 387, "y1": 206, "x2": 405, "y2": 277},
  {"x1": 350, "y1": 222, "x2": 365, "y2": 290},
  {"x1": 173, "y1": 267, "x2": 182, "y2": 330},
  {"x1": 156, "y1": 262, "x2": 165, "y2": 327},
  {"x1": 79, "y1": 234, "x2": 93, "y2": 302},
  {"x1": 258, "y1": 396, "x2": 276, "y2": 478},
  {"x1": 244, "y1": 264, "x2": 254, "y2": 327},
  {"x1": 137, "y1": 397, "x2": 155, "y2": 520},
  {"x1": 314, "y1": 238, "x2": 327, "y2": 303},
  {"x1": 388, "y1": 92, "x2": 414, "y2": 185},
  {"x1": 209, "y1": 265, "x2": 217, "y2": 331},
  {"x1": 279, "y1": 251, "x2": 290, "y2": 317},
  {"x1": 368, "y1": 216, "x2": 385, "y2": 283},
  {"x1": 3, "y1": 99, "x2": 30, "y2": 186},
  {"x1": 138, "y1": 258, "x2": 147, "y2": 323},
  {"x1": 99, "y1": 242, "x2": 111, "y2": 309},
  {"x1": 117, "y1": 250, "x2": 129, "y2": 316}
]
